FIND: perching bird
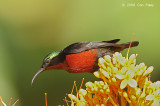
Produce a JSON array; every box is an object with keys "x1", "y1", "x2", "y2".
[{"x1": 31, "y1": 39, "x2": 139, "y2": 84}]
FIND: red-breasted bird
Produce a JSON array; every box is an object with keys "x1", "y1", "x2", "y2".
[{"x1": 31, "y1": 39, "x2": 139, "y2": 84}]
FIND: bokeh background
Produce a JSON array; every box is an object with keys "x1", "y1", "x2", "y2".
[{"x1": 0, "y1": 0, "x2": 160, "y2": 106}]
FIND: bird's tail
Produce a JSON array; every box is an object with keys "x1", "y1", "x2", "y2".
[
  {"x1": 112, "y1": 41, "x2": 139, "y2": 52},
  {"x1": 121, "y1": 41, "x2": 139, "y2": 49}
]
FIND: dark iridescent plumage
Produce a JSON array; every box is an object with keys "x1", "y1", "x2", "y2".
[{"x1": 31, "y1": 39, "x2": 139, "y2": 84}]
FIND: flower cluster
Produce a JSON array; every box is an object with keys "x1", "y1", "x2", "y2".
[{"x1": 68, "y1": 52, "x2": 160, "y2": 106}]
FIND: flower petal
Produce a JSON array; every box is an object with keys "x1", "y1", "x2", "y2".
[
  {"x1": 121, "y1": 67, "x2": 127, "y2": 74},
  {"x1": 126, "y1": 70, "x2": 135, "y2": 78},
  {"x1": 104, "y1": 55, "x2": 111, "y2": 62},
  {"x1": 137, "y1": 69, "x2": 144, "y2": 75},
  {"x1": 99, "y1": 58, "x2": 106, "y2": 64},
  {"x1": 116, "y1": 74, "x2": 125, "y2": 79},
  {"x1": 156, "y1": 89, "x2": 160, "y2": 94},
  {"x1": 113, "y1": 58, "x2": 116, "y2": 64},
  {"x1": 120, "y1": 79, "x2": 128, "y2": 89},
  {"x1": 139, "y1": 63, "x2": 146, "y2": 70},
  {"x1": 129, "y1": 54, "x2": 136, "y2": 61},
  {"x1": 152, "y1": 99, "x2": 159, "y2": 106},
  {"x1": 120, "y1": 57, "x2": 126, "y2": 66},
  {"x1": 155, "y1": 81, "x2": 160, "y2": 88},
  {"x1": 68, "y1": 94, "x2": 78, "y2": 101},
  {"x1": 136, "y1": 88, "x2": 141, "y2": 96},
  {"x1": 93, "y1": 71, "x2": 101, "y2": 78},
  {"x1": 146, "y1": 95, "x2": 154, "y2": 100},
  {"x1": 85, "y1": 82, "x2": 94, "y2": 88},
  {"x1": 79, "y1": 89, "x2": 87, "y2": 96},
  {"x1": 128, "y1": 79, "x2": 137, "y2": 88},
  {"x1": 112, "y1": 67, "x2": 118, "y2": 73},
  {"x1": 143, "y1": 66, "x2": 154, "y2": 76},
  {"x1": 100, "y1": 69, "x2": 110, "y2": 79}
]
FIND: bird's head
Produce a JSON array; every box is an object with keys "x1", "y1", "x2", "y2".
[{"x1": 31, "y1": 51, "x2": 62, "y2": 85}]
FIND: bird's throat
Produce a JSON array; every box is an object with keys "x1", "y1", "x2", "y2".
[{"x1": 45, "y1": 62, "x2": 68, "y2": 70}]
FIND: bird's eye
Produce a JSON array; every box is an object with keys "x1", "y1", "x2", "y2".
[{"x1": 45, "y1": 59, "x2": 50, "y2": 64}]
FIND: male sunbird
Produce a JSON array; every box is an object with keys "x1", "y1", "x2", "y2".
[{"x1": 31, "y1": 39, "x2": 139, "y2": 84}]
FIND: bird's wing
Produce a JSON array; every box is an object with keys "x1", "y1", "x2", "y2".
[
  {"x1": 62, "y1": 39, "x2": 121, "y2": 54},
  {"x1": 102, "y1": 39, "x2": 120, "y2": 43}
]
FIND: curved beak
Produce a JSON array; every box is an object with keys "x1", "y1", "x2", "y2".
[{"x1": 31, "y1": 68, "x2": 44, "y2": 86}]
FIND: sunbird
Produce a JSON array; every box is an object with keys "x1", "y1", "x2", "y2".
[{"x1": 31, "y1": 39, "x2": 139, "y2": 84}]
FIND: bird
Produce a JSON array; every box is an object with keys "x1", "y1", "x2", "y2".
[{"x1": 31, "y1": 39, "x2": 139, "y2": 84}]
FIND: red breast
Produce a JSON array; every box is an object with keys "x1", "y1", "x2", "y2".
[{"x1": 65, "y1": 49, "x2": 97, "y2": 73}]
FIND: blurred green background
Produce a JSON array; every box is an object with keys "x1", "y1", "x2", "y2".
[{"x1": 0, "y1": 0, "x2": 160, "y2": 106}]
